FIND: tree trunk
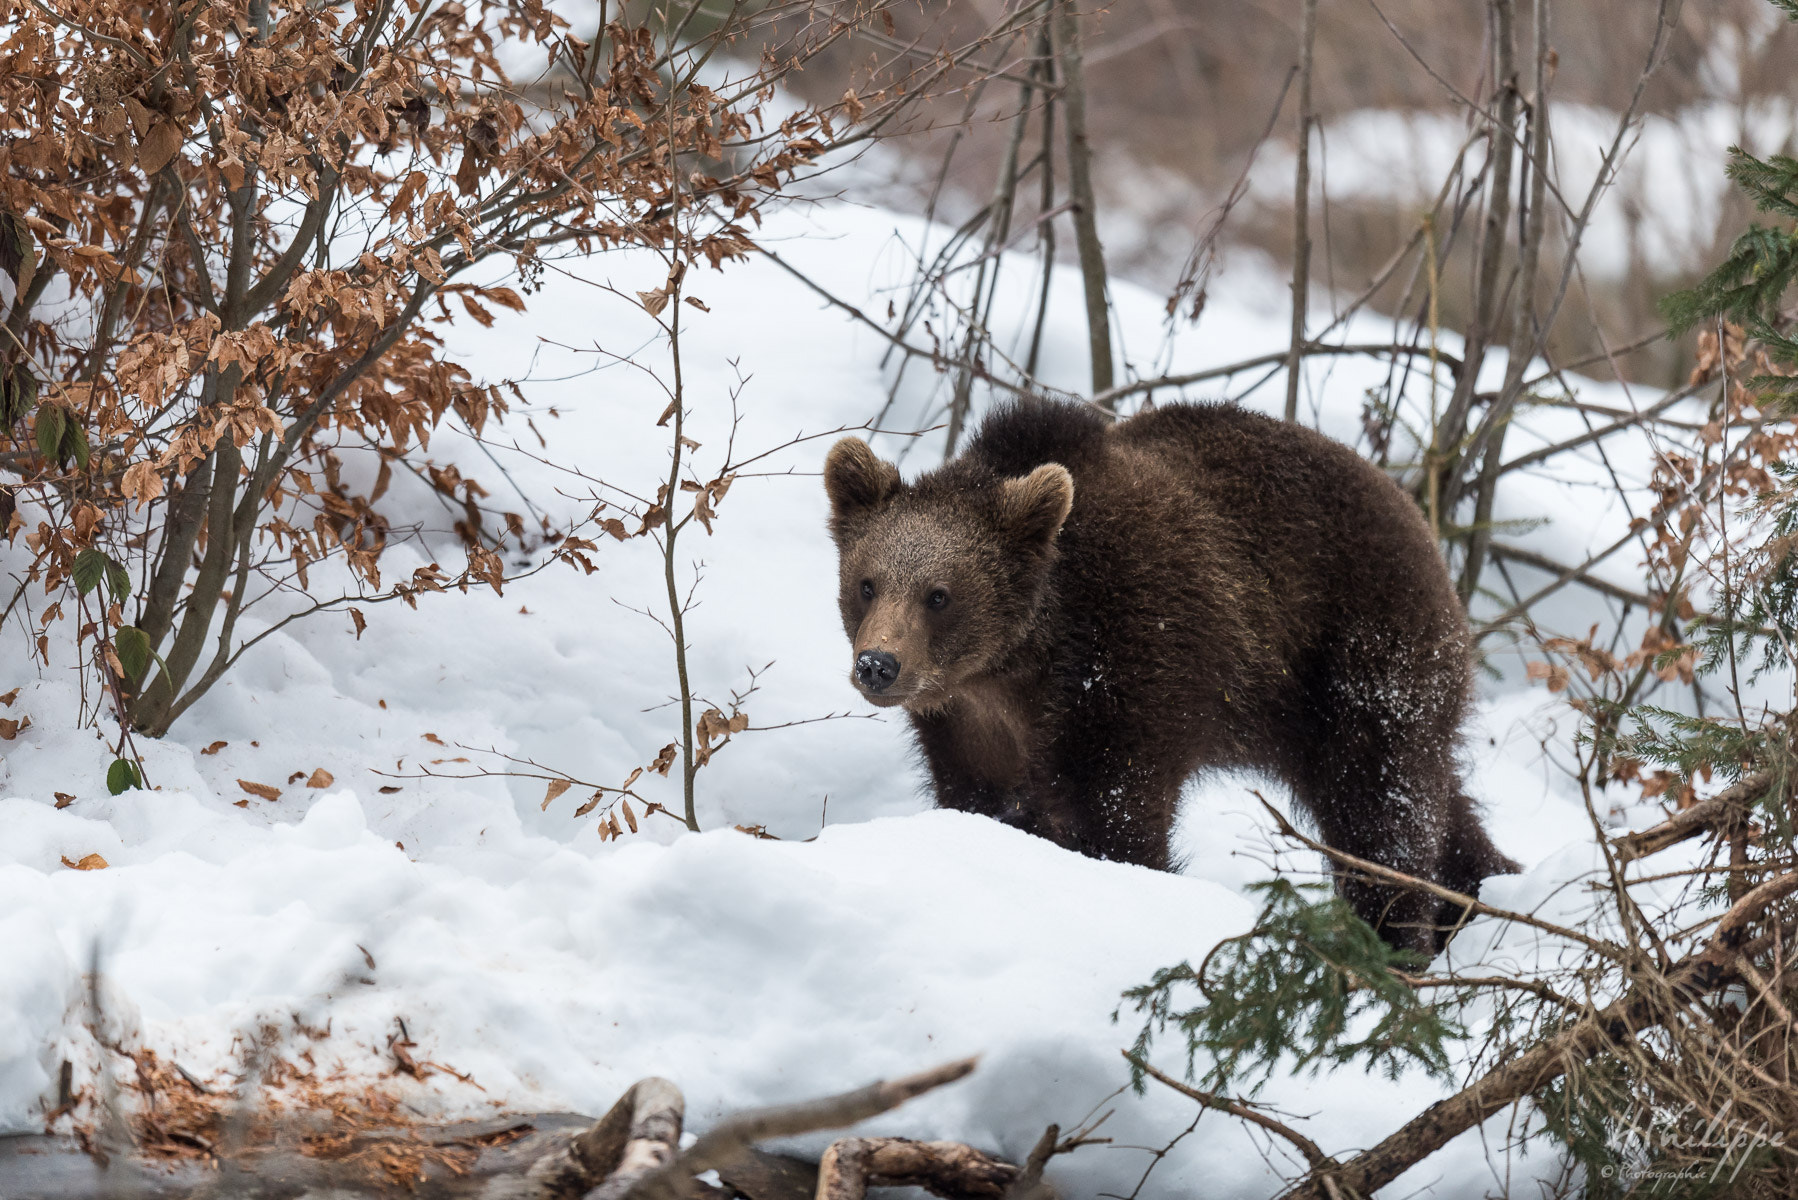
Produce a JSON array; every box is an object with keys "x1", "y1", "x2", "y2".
[{"x1": 1051, "y1": 0, "x2": 1113, "y2": 402}]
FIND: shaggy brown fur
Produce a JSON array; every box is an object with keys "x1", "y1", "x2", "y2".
[{"x1": 823, "y1": 398, "x2": 1518, "y2": 954}]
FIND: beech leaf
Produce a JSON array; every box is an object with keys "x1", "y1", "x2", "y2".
[
  {"x1": 541, "y1": 778, "x2": 573, "y2": 810},
  {"x1": 72, "y1": 548, "x2": 108, "y2": 596},
  {"x1": 34, "y1": 402, "x2": 64, "y2": 462},
  {"x1": 137, "y1": 119, "x2": 182, "y2": 175},
  {"x1": 115, "y1": 625, "x2": 150, "y2": 679}
]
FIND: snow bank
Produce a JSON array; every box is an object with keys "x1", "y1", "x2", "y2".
[{"x1": 0, "y1": 765, "x2": 1595, "y2": 1197}]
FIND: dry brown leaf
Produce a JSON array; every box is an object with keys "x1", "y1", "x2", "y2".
[
  {"x1": 200, "y1": 741, "x2": 228, "y2": 756},
  {"x1": 540, "y1": 778, "x2": 572, "y2": 810},
  {"x1": 649, "y1": 742, "x2": 677, "y2": 777},
  {"x1": 137, "y1": 120, "x2": 182, "y2": 175},
  {"x1": 0, "y1": 688, "x2": 18, "y2": 706},
  {"x1": 61, "y1": 853, "x2": 109, "y2": 870},
  {"x1": 1525, "y1": 661, "x2": 1570, "y2": 693},
  {"x1": 422, "y1": 732, "x2": 445, "y2": 745},
  {"x1": 0, "y1": 717, "x2": 21, "y2": 740},
  {"x1": 458, "y1": 293, "x2": 495, "y2": 327},
  {"x1": 307, "y1": 768, "x2": 335, "y2": 788},
  {"x1": 238, "y1": 779, "x2": 282, "y2": 801},
  {"x1": 53, "y1": 792, "x2": 75, "y2": 809},
  {"x1": 479, "y1": 286, "x2": 526, "y2": 312},
  {"x1": 379, "y1": 785, "x2": 403, "y2": 794},
  {"x1": 121, "y1": 460, "x2": 164, "y2": 509},
  {"x1": 123, "y1": 96, "x2": 152, "y2": 137}
]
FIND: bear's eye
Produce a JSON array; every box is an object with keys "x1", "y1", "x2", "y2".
[
  {"x1": 926, "y1": 588, "x2": 950, "y2": 611},
  {"x1": 860, "y1": 580, "x2": 875, "y2": 601}
]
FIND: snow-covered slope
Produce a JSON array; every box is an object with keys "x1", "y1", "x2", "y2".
[{"x1": 0, "y1": 199, "x2": 1681, "y2": 1196}]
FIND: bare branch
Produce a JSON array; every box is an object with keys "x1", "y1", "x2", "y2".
[{"x1": 1614, "y1": 773, "x2": 1773, "y2": 865}]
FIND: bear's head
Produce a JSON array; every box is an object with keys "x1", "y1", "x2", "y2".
[{"x1": 821, "y1": 438, "x2": 1074, "y2": 711}]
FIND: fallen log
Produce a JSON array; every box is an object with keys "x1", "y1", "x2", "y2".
[
  {"x1": 618, "y1": 1056, "x2": 981, "y2": 1200},
  {"x1": 526, "y1": 1077, "x2": 684, "y2": 1198},
  {"x1": 815, "y1": 1136, "x2": 1018, "y2": 1199}
]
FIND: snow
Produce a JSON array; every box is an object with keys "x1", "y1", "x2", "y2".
[{"x1": 0, "y1": 194, "x2": 1713, "y2": 1196}]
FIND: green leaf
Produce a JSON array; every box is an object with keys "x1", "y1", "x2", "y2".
[
  {"x1": 0, "y1": 211, "x2": 33, "y2": 295},
  {"x1": 34, "y1": 401, "x2": 63, "y2": 462},
  {"x1": 0, "y1": 362, "x2": 37, "y2": 426},
  {"x1": 63, "y1": 419, "x2": 89, "y2": 471},
  {"x1": 115, "y1": 625, "x2": 150, "y2": 680},
  {"x1": 72, "y1": 548, "x2": 108, "y2": 595},
  {"x1": 106, "y1": 758, "x2": 142, "y2": 796},
  {"x1": 105, "y1": 558, "x2": 130, "y2": 602},
  {"x1": 72, "y1": 550, "x2": 129, "y2": 600}
]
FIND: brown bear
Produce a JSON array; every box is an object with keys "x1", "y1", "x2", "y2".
[{"x1": 822, "y1": 397, "x2": 1518, "y2": 954}]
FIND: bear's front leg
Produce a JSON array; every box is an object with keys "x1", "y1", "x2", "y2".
[
  {"x1": 992, "y1": 786, "x2": 1084, "y2": 852},
  {"x1": 908, "y1": 708, "x2": 1087, "y2": 852},
  {"x1": 1063, "y1": 757, "x2": 1182, "y2": 871},
  {"x1": 924, "y1": 766, "x2": 1085, "y2": 853}
]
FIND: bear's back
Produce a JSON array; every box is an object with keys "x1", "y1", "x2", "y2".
[
  {"x1": 958, "y1": 397, "x2": 1111, "y2": 480},
  {"x1": 957, "y1": 400, "x2": 1459, "y2": 657},
  {"x1": 1115, "y1": 401, "x2": 1469, "y2": 691},
  {"x1": 1116, "y1": 403, "x2": 1441, "y2": 573}
]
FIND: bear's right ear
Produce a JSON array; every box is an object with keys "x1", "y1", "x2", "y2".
[
  {"x1": 822, "y1": 438, "x2": 901, "y2": 528},
  {"x1": 999, "y1": 463, "x2": 1074, "y2": 548}
]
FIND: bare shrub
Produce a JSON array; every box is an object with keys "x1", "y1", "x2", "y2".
[{"x1": 0, "y1": 0, "x2": 902, "y2": 785}]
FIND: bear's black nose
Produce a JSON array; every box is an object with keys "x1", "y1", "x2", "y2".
[{"x1": 854, "y1": 650, "x2": 901, "y2": 693}]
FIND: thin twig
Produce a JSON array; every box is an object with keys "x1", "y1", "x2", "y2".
[{"x1": 1129, "y1": 1055, "x2": 1333, "y2": 1173}]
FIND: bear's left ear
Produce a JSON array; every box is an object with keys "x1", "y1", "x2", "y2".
[{"x1": 999, "y1": 463, "x2": 1074, "y2": 547}]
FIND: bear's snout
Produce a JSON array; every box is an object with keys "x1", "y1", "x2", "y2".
[{"x1": 853, "y1": 649, "x2": 901, "y2": 694}]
